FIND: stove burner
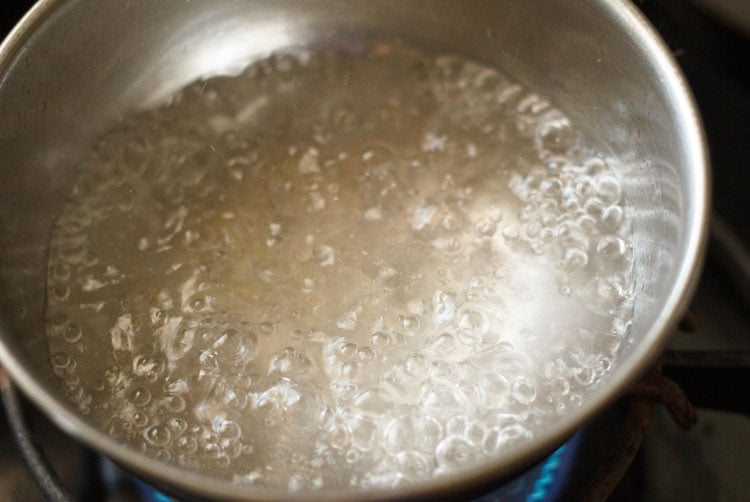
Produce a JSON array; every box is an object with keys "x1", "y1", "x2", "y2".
[
  {"x1": 95, "y1": 431, "x2": 584, "y2": 501},
  {"x1": 109, "y1": 435, "x2": 580, "y2": 502},
  {"x1": 480, "y1": 434, "x2": 582, "y2": 502}
]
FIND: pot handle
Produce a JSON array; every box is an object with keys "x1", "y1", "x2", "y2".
[{"x1": 0, "y1": 368, "x2": 74, "y2": 502}]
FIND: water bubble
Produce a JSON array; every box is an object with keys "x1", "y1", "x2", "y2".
[
  {"x1": 345, "y1": 449, "x2": 360, "y2": 464},
  {"x1": 584, "y1": 197, "x2": 604, "y2": 218},
  {"x1": 622, "y1": 239, "x2": 634, "y2": 262},
  {"x1": 64, "y1": 383, "x2": 85, "y2": 401},
  {"x1": 431, "y1": 333, "x2": 457, "y2": 356},
  {"x1": 51, "y1": 285, "x2": 70, "y2": 302},
  {"x1": 501, "y1": 225, "x2": 519, "y2": 241},
  {"x1": 561, "y1": 196, "x2": 580, "y2": 213},
  {"x1": 583, "y1": 158, "x2": 607, "y2": 176},
  {"x1": 597, "y1": 277, "x2": 625, "y2": 303},
  {"x1": 550, "y1": 377, "x2": 570, "y2": 396},
  {"x1": 133, "y1": 411, "x2": 149, "y2": 428},
  {"x1": 574, "y1": 366, "x2": 595, "y2": 386},
  {"x1": 535, "y1": 117, "x2": 576, "y2": 154},
  {"x1": 132, "y1": 355, "x2": 160, "y2": 377},
  {"x1": 177, "y1": 435, "x2": 198, "y2": 454},
  {"x1": 540, "y1": 213, "x2": 556, "y2": 229},
  {"x1": 511, "y1": 379, "x2": 536, "y2": 404},
  {"x1": 436, "y1": 435, "x2": 477, "y2": 469},
  {"x1": 404, "y1": 352, "x2": 426, "y2": 377},
  {"x1": 164, "y1": 394, "x2": 187, "y2": 413},
  {"x1": 540, "y1": 178, "x2": 562, "y2": 197},
  {"x1": 555, "y1": 221, "x2": 581, "y2": 245},
  {"x1": 144, "y1": 424, "x2": 171, "y2": 447},
  {"x1": 215, "y1": 419, "x2": 242, "y2": 446},
  {"x1": 341, "y1": 362, "x2": 358, "y2": 379},
  {"x1": 326, "y1": 424, "x2": 350, "y2": 450},
  {"x1": 268, "y1": 347, "x2": 313, "y2": 376},
  {"x1": 569, "y1": 394, "x2": 583, "y2": 407},
  {"x1": 398, "y1": 315, "x2": 419, "y2": 332},
  {"x1": 384, "y1": 416, "x2": 414, "y2": 453},
  {"x1": 464, "y1": 420, "x2": 485, "y2": 445},
  {"x1": 595, "y1": 175, "x2": 623, "y2": 204},
  {"x1": 154, "y1": 449, "x2": 173, "y2": 463},
  {"x1": 501, "y1": 423, "x2": 530, "y2": 443},
  {"x1": 486, "y1": 205, "x2": 503, "y2": 223},
  {"x1": 396, "y1": 450, "x2": 431, "y2": 479},
  {"x1": 597, "y1": 356, "x2": 612, "y2": 373},
  {"x1": 52, "y1": 263, "x2": 71, "y2": 282},
  {"x1": 597, "y1": 236, "x2": 625, "y2": 260},
  {"x1": 524, "y1": 221, "x2": 541, "y2": 238},
  {"x1": 428, "y1": 360, "x2": 454, "y2": 381},
  {"x1": 353, "y1": 388, "x2": 393, "y2": 415},
  {"x1": 215, "y1": 329, "x2": 256, "y2": 366},
  {"x1": 190, "y1": 297, "x2": 206, "y2": 310},
  {"x1": 132, "y1": 388, "x2": 152, "y2": 407},
  {"x1": 350, "y1": 415, "x2": 378, "y2": 451},
  {"x1": 445, "y1": 415, "x2": 468, "y2": 437},
  {"x1": 481, "y1": 427, "x2": 503, "y2": 455},
  {"x1": 339, "y1": 342, "x2": 358, "y2": 362},
  {"x1": 370, "y1": 331, "x2": 388, "y2": 348},
  {"x1": 357, "y1": 347, "x2": 376, "y2": 362},
  {"x1": 577, "y1": 214, "x2": 597, "y2": 233},
  {"x1": 600, "y1": 205, "x2": 624, "y2": 231},
  {"x1": 167, "y1": 418, "x2": 188, "y2": 436},
  {"x1": 58, "y1": 245, "x2": 86, "y2": 265},
  {"x1": 563, "y1": 248, "x2": 589, "y2": 270},
  {"x1": 570, "y1": 174, "x2": 590, "y2": 197},
  {"x1": 458, "y1": 309, "x2": 489, "y2": 338},
  {"x1": 167, "y1": 326, "x2": 195, "y2": 360},
  {"x1": 543, "y1": 155, "x2": 567, "y2": 173},
  {"x1": 63, "y1": 323, "x2": 82, "y2": 343},
  {"x1": 475, "y1": 218, "x2": 496, "y2": 239},
  {"x1": 50, "y1": 352, "x2": 71, "y2": 369},
  {"x1": 260, "y1": 322, "x2": 275, "y2": 335}
]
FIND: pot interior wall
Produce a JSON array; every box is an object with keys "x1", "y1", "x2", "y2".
[{"x1": 0, "y1": 0, "x2": 701, "y2": 492}]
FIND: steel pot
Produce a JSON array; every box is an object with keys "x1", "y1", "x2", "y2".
[{"x1": 0, "y1": 0, "x2": 709, "y2": 500}]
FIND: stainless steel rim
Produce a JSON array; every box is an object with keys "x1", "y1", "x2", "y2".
[{"x1": 0, "y1": 0, "x2": 710, "y2": 499}]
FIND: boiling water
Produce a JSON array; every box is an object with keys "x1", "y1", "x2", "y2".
[{"x1": 45, "y1": 46, "x2": 635, "y2": 490}]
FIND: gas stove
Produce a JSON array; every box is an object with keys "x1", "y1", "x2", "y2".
[{"x1": 1, "y1": 1, "x2": 748, "y2": 500}]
